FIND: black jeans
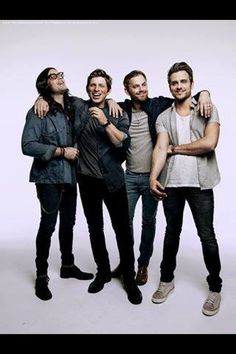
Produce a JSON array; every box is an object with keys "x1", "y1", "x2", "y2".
[
  {"x1": 35, "y1": 184, "x2": 77, "y2": 277},
  {"x1": 78, "y1": 174, "x2": 135, "y2": 280},
  {"x1": 161, "y1": 187, "x2": 222, "y2": 292}
]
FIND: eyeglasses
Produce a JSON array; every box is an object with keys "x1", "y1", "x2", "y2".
[{"x1": 47, "y1": 72, "x2": 64, "y2": 80}]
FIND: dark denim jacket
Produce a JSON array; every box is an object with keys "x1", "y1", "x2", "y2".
[
  {"x1": 72, "y1": 98, "x2": 130, "y2": 192},
  {"x1": 21, "y1": 107, "x2": 77, "y2": 184}
]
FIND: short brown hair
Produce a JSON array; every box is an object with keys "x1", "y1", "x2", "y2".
[
  {"x1": 167, "y1": 62, "x2": 193, "y2": 85},
  {"x1": 86, "y1": 69, "x2": 112, "y2": 91},
  {"x1": 123, "y1": 70, "x2": 147, "y2": 90}
]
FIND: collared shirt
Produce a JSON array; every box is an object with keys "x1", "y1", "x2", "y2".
[{"x1": 72, "y1": 98, "x2": 130, "y2": 192}]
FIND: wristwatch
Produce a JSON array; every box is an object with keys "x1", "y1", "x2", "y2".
[{"x1": 102, "y1": 119, "x2": 111, "y2": 127}]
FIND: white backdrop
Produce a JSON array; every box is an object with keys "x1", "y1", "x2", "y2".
[
  {"x1": 1, "y1": 20, "x2": 235, "y2": 246},
  {"x1": 0, "y1": 20, "x2": 235, "y2": 333}
]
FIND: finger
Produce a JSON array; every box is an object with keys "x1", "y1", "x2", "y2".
[
  {"x1": 207, "y1": 104, "x2": 212, "y2": 118},
  {"x1": 118, "y1": 107, "x2": 123, "y2": 117},
  {"x1": 200, "y1": 104, "x2": 203, "y2": 117}
]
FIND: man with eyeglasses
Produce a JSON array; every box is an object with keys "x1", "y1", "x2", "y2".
[
  {"x1": 34, "y1": 68, "x2": 142, "y2": 305},
  {"x1": 21, "y1": 67, "x2": 93, "y2": 301}
]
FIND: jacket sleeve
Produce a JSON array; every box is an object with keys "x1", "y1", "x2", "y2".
[
  {"x1": 115, "y1": 111, "x2": 131, "y2": 151},
  {"x1": 21, "y1": 108, "x2": 56, "y2": 161}
]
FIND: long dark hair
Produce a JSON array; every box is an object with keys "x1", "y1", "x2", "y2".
[{"x1": 36, "y1": 67, "x2": 73, "y2": 120}]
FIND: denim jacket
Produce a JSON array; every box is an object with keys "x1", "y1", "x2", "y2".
[
  {"x1": 21, "y1": 107, "x2": 77, "y2": 184},
  {"x1": 72, "y1": 98, "x2": 130, "y2": 192}
]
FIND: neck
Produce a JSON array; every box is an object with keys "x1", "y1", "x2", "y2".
[
  {"x1": 91, "y1": 101, "x2": 105, "y2": 109},
  {"x1": 132, "y1": 101, "x2": 142, "y2": 112},
  {"x1": 52, "y1": 94, "x2": 64, "y2": 108},
  {"x1": 175, "y1": 96, "x2": 192, "y2": 116}
]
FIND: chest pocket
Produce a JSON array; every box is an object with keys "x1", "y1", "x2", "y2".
[{"x1": 42, "y1": 119, "x2": 66, "y2": 146}]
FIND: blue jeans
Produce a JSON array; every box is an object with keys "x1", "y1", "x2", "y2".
[
  {"x1": 125, "y1": 170, "x2": 158, "y2": 268},
  {"x1": 35, "y1": 184, "x2": 77, "y2": 277},
  {"x1": 161, "y1": 187, "x2": 222, "y2": 292}
]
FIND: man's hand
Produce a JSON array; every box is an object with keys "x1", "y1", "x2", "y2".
[
  {"x1": 107, "y1": 99, "x2": 123, "y2": 118},
  {"x1": 64, "y1": 147, "x2": 79, "y2": 160},
  {"x1": 89, "y1": 107, "x2": 107, "y2": 125},
  {"x1": 150, "y1": 179, "x2": 167, "y2": 200},
  {"x1": 167, "y1": 144, "x2": 174, "y2": 155},
  {"x1": 197, "y1": 91, "x2": 212, "y2": 118},
  {"x1": 34, "y1": 97, "x2": 49, "y2": 118}
]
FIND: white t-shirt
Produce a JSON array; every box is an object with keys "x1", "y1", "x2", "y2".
[{"x1": 167, "y1": 113, "x2": 200, "y2": 187}]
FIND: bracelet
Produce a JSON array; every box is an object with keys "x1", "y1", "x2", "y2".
[
  {"x1": 60, "y1": 147, "x2": 65, "y2": 157},
  {"x1": 102, "y1": 119, "x2": 111, "y2": 128}
]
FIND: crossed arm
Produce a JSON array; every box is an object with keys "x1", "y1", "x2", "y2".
[
  {"x1": 149, "y1": 122, "x2": 220, "y2": 200},
  {"x1": 170, "y1": 122, "x2": 220, "y2": 155}
]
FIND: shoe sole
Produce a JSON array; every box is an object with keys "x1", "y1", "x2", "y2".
[
  {"x1": 202, "y1": 307, "x2": 220, "y2": 316},
  {"x1": 151, "y1": 287, "x2": 174, "y2": 304},
  {"x1": 60, "y1": 274, "x2": 94, "y2": 280}
]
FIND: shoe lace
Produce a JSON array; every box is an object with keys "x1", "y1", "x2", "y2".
[
  {"x1": 158, "y1": 282, "x2": 168, "y2": 293},
  {"x1": 205, "y1": 292, "x2": 218, "y2": 306}
]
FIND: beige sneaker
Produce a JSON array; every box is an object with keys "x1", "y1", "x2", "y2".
[
  {"x1": 202, "y1": 291, "x2": 221, "y2": 316},
  {"x1": 152, "y1": 280, "x2": 175, "y2": 304}
]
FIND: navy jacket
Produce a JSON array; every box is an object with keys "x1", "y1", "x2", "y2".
[{"x1": 119, "y1": 93, "x2": 201, "y2": 146}]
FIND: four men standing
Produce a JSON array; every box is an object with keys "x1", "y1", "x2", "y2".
[{"x1": 22, "y1": 64, "x2": 222, "y2": 315}]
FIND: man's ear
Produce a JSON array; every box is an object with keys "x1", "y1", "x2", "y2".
[{"x1": 124, "y1": 87, "x2": 130, "y2": 97}]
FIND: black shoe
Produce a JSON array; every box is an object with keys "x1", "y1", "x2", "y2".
[
  {"x1": 136, "y1": 266, "x2": 148, "y2": 286},
  {"x1": 111, "y1": 264, "x2": 123, "y2": 278},
  {"x1": 35, "y1": 275, "x2": 52, "y2": 301},
  {"x1": 88, "y1": 274, "x2": 111, "y2": 294},
  {"x1": 60, "y1": 265, "x2": 94, "y2": 280},
  {"x1": 124, "y1": 280, "x2": 142, "y2": 305}
]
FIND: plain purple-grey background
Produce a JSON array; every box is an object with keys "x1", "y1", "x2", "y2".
[{"x1": 0, "y1": 20, "x2": 235, "y2": 334}]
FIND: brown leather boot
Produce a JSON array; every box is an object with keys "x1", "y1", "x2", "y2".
[{"x1": 135, "y1": 266, "x2": 148, "y2": 285}]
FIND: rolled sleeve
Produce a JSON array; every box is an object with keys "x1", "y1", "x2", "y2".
[{"x1": 21, "y1": 109, "x2": 57, "y2": 161}]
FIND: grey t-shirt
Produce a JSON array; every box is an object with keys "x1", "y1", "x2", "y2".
[{"x1": 126, "y1": 110, "x2": 153, "y2": 173}]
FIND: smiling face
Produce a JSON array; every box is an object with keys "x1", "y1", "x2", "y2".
[
  {"x1": 47, "y1": 69, "x2": 67, "y2": 95},
  {"x1": 169, "y1": 70, "x2": 193, "y2": 102},
  {"x1": 125, "y1": 74, "x2": 148, "y2": 103},
  {"x1": 86, "y1": 76, "x2": 110, "y2": 108}
]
